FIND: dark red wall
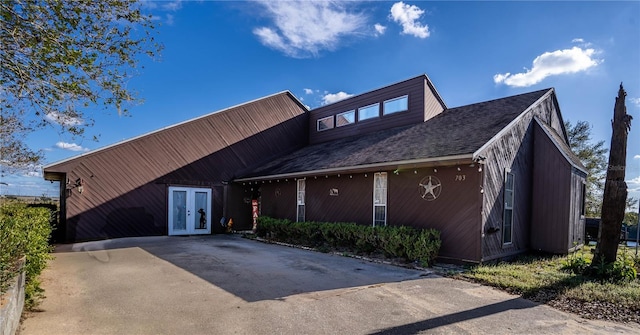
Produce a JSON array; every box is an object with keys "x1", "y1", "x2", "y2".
[{"x1": 257, "y1": 165, "x2": 482, "y2": 261}]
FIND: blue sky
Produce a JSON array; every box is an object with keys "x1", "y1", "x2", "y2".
[{"x1": 3, "y1": 1, "x2": 640, "y2": 209}]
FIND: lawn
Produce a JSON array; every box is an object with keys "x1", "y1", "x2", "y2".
[{"x1": 452, "y1": 246, "x2": 640, "y2": 324}]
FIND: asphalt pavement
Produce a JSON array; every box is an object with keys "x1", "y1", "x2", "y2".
[{"x1": 19, "y1": 235, "x2": 640, "y2": 334}]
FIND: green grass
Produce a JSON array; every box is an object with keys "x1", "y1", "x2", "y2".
[{"x1": 454, "y1": 246, "x2": 640, "y2": 311}]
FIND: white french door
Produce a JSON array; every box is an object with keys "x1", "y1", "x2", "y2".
[{"x1": 168, "y1": 186, "x2": 212, "y2": 235}]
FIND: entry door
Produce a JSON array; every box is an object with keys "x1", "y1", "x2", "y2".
[{"x1": 168, "y1": 187, "x2": 212, "y2": 235}]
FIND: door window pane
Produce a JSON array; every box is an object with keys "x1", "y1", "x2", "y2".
[
  {"x1": 194, "y1": 191, "x2": 208, "y2": 229},
  {"x1": 173, "y1": 191, "x2": 187, "y2": 230}
]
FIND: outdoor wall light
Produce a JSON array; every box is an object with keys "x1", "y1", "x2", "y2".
[{"x1": 75, "y1": 178, "x2": 84, "y2": 194}]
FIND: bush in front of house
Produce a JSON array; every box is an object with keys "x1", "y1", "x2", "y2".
[
  {"x1": 255, "y1": 216, "x2": 441, "y2": 267},
  {"x1": 0, "y1": 202, "x2": 53, "y2": 309}
]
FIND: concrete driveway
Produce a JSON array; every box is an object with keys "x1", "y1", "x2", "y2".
[{"x1": 19, "y1": 235, "x2": 639, "y2": 334}]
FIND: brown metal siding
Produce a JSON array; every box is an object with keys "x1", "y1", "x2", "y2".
[
  {"x1": 479, "y1": 92, "x2": 561, "y2": 261},
  {"x1": 531, "y1": 121, "x2": 587, "y2": 253},
  {"x1": 257, "y1": 166, "x2": 482, "y2": 262},
  {"x1": 569, "y1": 170, "x2": 586, "y2": 248},
  {"x1": 260, "y1": 181, "x2": 298, "y2": 221},
  {"x1": 45, "y1": 93, "x2": 308, "y2": 241},
  {"x1": 388, "y1": 166, "x2": 482, "y2": 262},
  {"x1": 480, "y1": 122, "x2": 534, "y2": 261},
  {"x1": 531, "y1": 124, "x2": 571, "y2": 253},
  {"x1": 309, "y1": 76, "x2": 444, "y2": 144}
]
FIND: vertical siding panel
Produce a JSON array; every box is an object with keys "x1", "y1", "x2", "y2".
[
  {"x1": 479, "y1": 92, "x2": 561, "y2": 261},
  {"x1": 47, "y1": 93, "x2": 308, "y2": 241}
]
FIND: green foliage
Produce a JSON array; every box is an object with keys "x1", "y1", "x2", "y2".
[
  {"x1": 561, "y1": 249, "x2": 590, "y2": 274},
  {"x1": 562, "y1": 246, "x2": 637, "y2": 283},
  {"x1": 0, "y1": 202, "x2": 53, "y2": 309},
  {"x1": 457, "y1": 246, "x2": 640, "y2": 320},
  {"x1": 565, "y1": 120, "x2": 608, "y2": 216},
  {"x1": 256, "y1": 216, "x2": 441, "y2": 267},
  {"x1": 0, "y1": 0, "x2": 162, "y2": 172}
]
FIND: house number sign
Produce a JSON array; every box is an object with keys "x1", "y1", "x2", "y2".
[{"x1": 455, "y1": 175, "x2": 466, "y2": 181}]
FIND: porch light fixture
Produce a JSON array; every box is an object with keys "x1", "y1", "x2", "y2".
[{"x1": 75, "y1": 178, "x2": 84, "y2": 194}]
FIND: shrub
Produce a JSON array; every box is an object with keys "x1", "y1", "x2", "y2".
[
  {"x1": 562, "y1": 247, "x2": 638, "y2": 283},
  {"x1": 0, "y1": 202, "x2": 53, "y2": 309},
  {"x1": 255, "y1": 216, "x2": 441, "y2": 267}
]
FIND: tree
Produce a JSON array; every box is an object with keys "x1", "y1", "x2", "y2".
[
  {"x1": 565, "y1": 120, "x2": 608, "y2": 216},
  {"x1": 0, "y1": 0, "x2": 161, "y2": 173},
  {"x1": 623, "y1": 197, "x2": 638, "y2": 227},
  {"x1": 593, "y1": 84, "x2": 632, "y2": 265}
]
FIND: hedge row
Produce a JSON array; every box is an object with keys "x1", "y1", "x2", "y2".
[
  {"x1": 255, "y1": 217, "x2": 441, "y2": 267},
  {"x1": 0, "y1": 202, "x2": 53, "y2": 309}
]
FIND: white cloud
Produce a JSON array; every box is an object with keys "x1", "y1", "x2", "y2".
[
  {"x1": 390, "y1": 2, "x2": 430, "y2": 39},
  {"x1": 253, "y1": 1, "x2": 367, "y2": 58},
  {"x1": 627, "y1": 176, "x2": 640, "y2": 192},
  {"x1": 162, "y1": 1, "x2": 183, "y2": 11},
  {"x1": 374, "y1": 23, "x2": 387, "y2": 36},
  {"x1": 56, "y1": 142, "x2": 89, "y2": 152},
  {"x1": 634, "y1": 154, "x2": 640, "y2": 159},
  {"x1": 322, "y1": 91, "x2": 354, "y2": 105},
  {"x1": 45, "y1": 112, "x2": 82, "y2": 126},
  {"x1": 303, "y1": 88, "x2": 314, "y2": 95},
  {"x1": 166, "y1": 13, "x2": 174, "y2": 26},
  {"x1": 572, "y1": 38, "x2": 584, "y2": 43},
  {"x1": 630, "y1": 97, "x2": 640, "y2": 109},
  {"x1": 494, "y1": 46, "x2": 602, "y2": 87}
]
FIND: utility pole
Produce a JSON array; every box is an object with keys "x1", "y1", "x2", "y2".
[{"x1": 594, "y1": 84, "x2": 633, "y2": 264}]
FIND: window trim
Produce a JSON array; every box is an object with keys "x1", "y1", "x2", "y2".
[
  {"x1": 502, "y1": 169, "x2": 514, "y2": 245},
  {"x1": 296, "y1": 178, "x2": 305, "y2": 222},
  {"x1": 336, "y1": 110, "x2": 355, "y2": 127},
  {"x1": 358, "y1": 103, "x2": 380, "y2": 121},
  {"x1": 383, "y1": 95, "x2": 408, "y2": 115},
  {"x1": 316, "y1": 115, "x2": 334, "y2": 132},
  {"x1": 373, "y1": 172, "x2": 387, "y2": 227}
]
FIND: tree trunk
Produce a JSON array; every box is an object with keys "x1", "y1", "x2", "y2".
[{"x1": 593, "y1": 84, "x2": 632, "y2": 264}]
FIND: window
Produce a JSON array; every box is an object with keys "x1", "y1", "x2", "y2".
[
  {"x1": 317, "y1": 116, "x2": 334, "y2": 131},
  {"x1": 503, "y1": 170, "x2": 514, "y2": 245},
  {"x1": 297, "y1": 179, "x2": 305, "y2": 222},
  {"x1": 358, "y1": 103, "x2": 379, "y2": 121},
  {"x1": 580, "y1": 182, "x2": 586, "y2": 217},
  {"x1": 336, "y1": 110, "x2": 355, "y2": 127},
  {"x1": 383, "y1": 95, "x2": 408, "y2": 115},
  {"x1": 373, "y1": 172, "x2": 387, "y2": 226}
]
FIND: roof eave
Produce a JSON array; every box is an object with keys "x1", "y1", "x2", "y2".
[
  {"x1": 234, "y1": 154, "x2": 474, "y2": 183},
  {"x1": 472, "y1": 88, "x2": 554, "y2": 159}
]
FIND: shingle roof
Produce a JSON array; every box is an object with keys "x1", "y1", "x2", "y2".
[{"x1": 239, "y1": 88, "x2": 552, "y2": 180}]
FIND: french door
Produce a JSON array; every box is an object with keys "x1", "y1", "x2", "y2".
[{"x1": 168, "y1": 186, "x2": 212, "y2": 235}]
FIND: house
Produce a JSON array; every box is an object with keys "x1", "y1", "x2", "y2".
[{"x1": 44, "y1": 74, "x2": 586, "y2": 263}]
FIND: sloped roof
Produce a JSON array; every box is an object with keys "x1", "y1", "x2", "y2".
[
  {"x1": 44, "y1": 91, "x2": 308, "y2": 177},
  {"x1": 238, "y1": 89, "x2": 552, "y2": 181},
  {"x1": 534, "y1": 117, "x2": 588, "y2": 174}
]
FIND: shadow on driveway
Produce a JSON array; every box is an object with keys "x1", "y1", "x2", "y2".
[{"x1": 54, "y1": 234, "x2": 426, "y2": 302}]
